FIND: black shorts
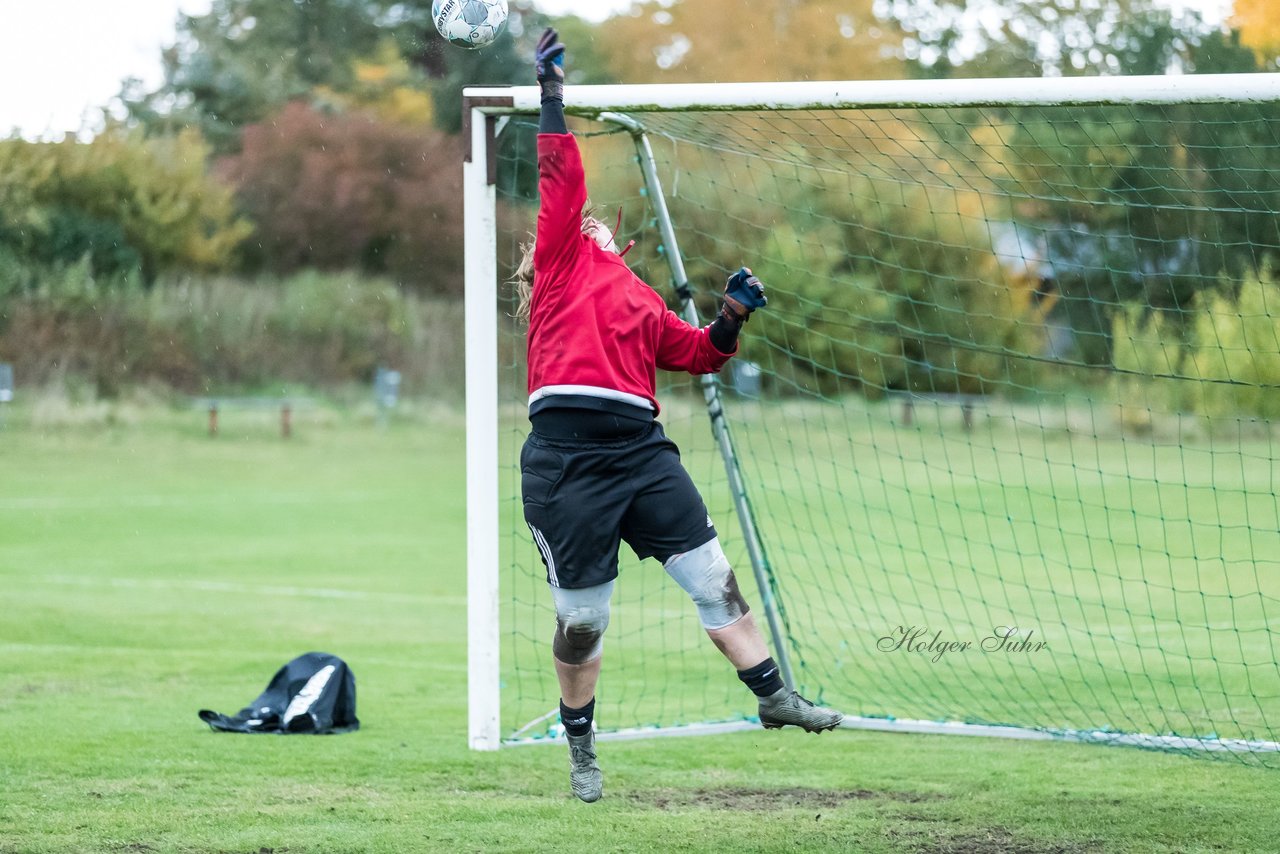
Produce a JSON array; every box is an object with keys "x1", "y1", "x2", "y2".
[{"x1": 521, "y1": 421, "x2": 718, "y2": 589}]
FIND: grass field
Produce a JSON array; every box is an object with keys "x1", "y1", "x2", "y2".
[{"x1": 2, "y1": 404, "x2": 1278, "y2": 853}]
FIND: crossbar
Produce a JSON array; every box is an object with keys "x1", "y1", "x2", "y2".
[{"x1": 464, "y1": 73, "x2": 1280, "y2": 118}]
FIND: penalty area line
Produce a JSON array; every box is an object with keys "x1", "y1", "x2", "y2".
[
  {"x1": 0, "y1": 490, "x2": 391, "y2": 511},
  {"x1": 27, "y1": 573, "x2": 464, "y2": 605}
]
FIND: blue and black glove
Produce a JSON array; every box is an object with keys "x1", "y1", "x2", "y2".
[
  {"x1": 535, "y1": 28, "x2": 565, "y2": 102},
  {"x1": 723, "y1": 267, "x2": 768, "y2": 320},
  {"x1": 709, "y1": 267, "x2": 767, "y2": 354}
]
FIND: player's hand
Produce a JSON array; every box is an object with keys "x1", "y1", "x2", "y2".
[
  {"x1": 724, "y1": 267, "x2": 768, "y2": 318},
  {"x1": 535, "y1": 28, "x2": 565, "y2": 85}
]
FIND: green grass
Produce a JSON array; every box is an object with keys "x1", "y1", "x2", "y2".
[{"x1": 1, "y1": 407, "x2": 1278, "y2": 853}]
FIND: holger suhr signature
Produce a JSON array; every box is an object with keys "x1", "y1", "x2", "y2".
[{"x1": 877, "y1": 626, "x2": 1049, "y2": 663}]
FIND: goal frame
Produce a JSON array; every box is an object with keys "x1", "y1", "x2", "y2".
[{"x1": 462, "y1": 72, "x2": 1280, "y2": 752}]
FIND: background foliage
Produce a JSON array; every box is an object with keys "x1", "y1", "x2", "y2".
[
  {"x1": 217, "y1": 102, "x2": 464, "y2": 288},
  {"x1": 0, "y1": 0, "x2": 1276, "y2": 410},
  {"x1": 0, "y1": 267, "x2": 464, "y2": 397},
  {"x1": 0, "y1": 128, "x2": 249, "y2": 287}
]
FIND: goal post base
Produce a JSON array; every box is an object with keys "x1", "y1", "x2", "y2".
[
  {"x1": 503, "y1": 719, "x2": 762, "y2": 747},
  {"x1": 502, "y1": 714, "x2": 1280, "y2": 758}
]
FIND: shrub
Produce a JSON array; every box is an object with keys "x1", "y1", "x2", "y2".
[
  {"x1": 219, "y1": 102, "x2": 465, "y2": 293},
  {"x1": 1188, "y1": 271, "x2": 1280, "y2": 419},
  {"x1": 1112, "y1": 269, "x2": 1280, "y2": 420},
  {"x1": 0, "y1": 127, "x2": 250, "y2": 281},
  {"x1": 0, "y1": 268, "x2": 464, "y2": 398}
]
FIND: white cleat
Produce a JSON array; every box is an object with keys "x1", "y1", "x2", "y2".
[
  {"x1": 566, "y1": 730, "x2": 603, "y2": 802},
  {"x1": 759, "y1": 688, "x2": 844, "y2": 733}
]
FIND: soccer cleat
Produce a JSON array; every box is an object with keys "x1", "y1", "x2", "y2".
[
  {"x1": 566, "y1": 730, "x2": 603, "y2": 802},
  {"x1": 758, "y1": 688, "x2": 844, "y2": 733}
]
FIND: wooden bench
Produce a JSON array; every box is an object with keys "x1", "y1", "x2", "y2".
[
  {"x1": 888, "y1": 392, "x2": 985, "y2": 431},
  {"x1": 192, "y1": 397, "x2": 315, "y2": 438}
]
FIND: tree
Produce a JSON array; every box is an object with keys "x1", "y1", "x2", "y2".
[
  {"x1": 123, "y1": 0, "x2": 568, "y2": 148},
  {"x1": 123, "y1": 0, "x2": 412, "y2": 150},
  {"x1": 0, "y1": 127, "x2": 250, "y2": 282},
  {"x1": 313, "y1": 39, "x2": 436, "y2": 126},
  {"x1": 218, "y1": 102, "x2": 465, "y2": 291},
  {"x1": 894, "y1": 2, "x2": 1280, "y2": 368},
  {"x1": 892, "y1": 0, "x2": 1210, "y2": 78},
  {"x1": 1233, "y1": 0, "x2": 1280, "y2": 69},
  {"x1": 592, "y1": 0, "x2": 901, "y2": 84}
]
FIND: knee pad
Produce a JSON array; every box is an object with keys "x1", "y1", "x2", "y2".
[
  {"x1": 550, "y1": 581, "x2": 613, "y2": 665},
  {"x1": 663, "y1": 538, "x2": 750, "y2": 630}
]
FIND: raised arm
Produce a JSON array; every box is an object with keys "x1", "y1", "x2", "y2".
[{"x1": 534, "y1": 28, "x2": 586, "y2": 275}]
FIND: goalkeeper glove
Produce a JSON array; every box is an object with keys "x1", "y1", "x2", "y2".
[
  {"x1": 535, "y1": 28, "x2": 565, "y2": 101},
  {"x1": 723, "y1": 267, "x2": 768, "y2": 320}
]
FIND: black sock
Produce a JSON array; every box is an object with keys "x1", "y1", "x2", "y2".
[
  {"x1": 737, "y1": 658, "x2": 785, "y2": 698},
  {"x1": 560, "y1": 697, "x2": 595, "y2": 737}
]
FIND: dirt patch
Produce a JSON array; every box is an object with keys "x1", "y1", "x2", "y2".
[
  {"x1": 626, "y1": 786, "x2": 940, "y2": 811},
  {"x1": 17, "y1": 681, "x2": 78, "y2": 696},
  {"x1": 892, "y1": 824, "x2": 1100, "y2": 854}
]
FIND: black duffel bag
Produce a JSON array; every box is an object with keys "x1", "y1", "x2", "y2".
[{"x1": 199, "y1": 651, "x2": 359, "y2": 735}]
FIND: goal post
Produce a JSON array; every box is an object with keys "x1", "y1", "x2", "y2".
[
  {"x1": 464, "y1": 74, "x2": 1280, "y2": 764},
  {"x1": 463, "y1": 106, "x2": 501, "y2": 751}
]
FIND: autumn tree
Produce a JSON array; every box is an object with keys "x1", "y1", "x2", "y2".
[
  {"x1": 313, "y1": 39, "x2": 436, "y2": 126},
  {"x1": 1233, "y1": 0, "x2": 1280, "y2": 69},
  {"x1": 0, "y1": 128, "x2": 250, "y2": 283},
  {"x1": 889, "y1": 1, "x2": 1279, "y2": 366},
  {"x1": 592, "y1": 0, "x2": 902, "y2": 83},
  {"x1": 218, "y1": 102, "x2": 465, "y2": 292},
  {"x1": 122, "y1": 0, "x2": 540, "y2": 148}
]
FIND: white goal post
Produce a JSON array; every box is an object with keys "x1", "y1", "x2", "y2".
[{"x1": 462, "y1": 73, "x2": 1280, "y2": 755}]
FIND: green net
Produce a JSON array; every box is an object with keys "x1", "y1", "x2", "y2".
[{"x1": 492, "y1": 99, "x2": 1280, "y2": 764}]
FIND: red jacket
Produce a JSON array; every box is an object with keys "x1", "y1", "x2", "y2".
[{"x1": 527, "y1": 133, "x2": 733, "y2": 416}]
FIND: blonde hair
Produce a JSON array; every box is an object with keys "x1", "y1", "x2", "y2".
[
  {"x1": 513, "y1": 236, "x2": 537, "y2": 322},
  {"x1": 511, "y1": 206, "x2": 610, "y2": 323}
]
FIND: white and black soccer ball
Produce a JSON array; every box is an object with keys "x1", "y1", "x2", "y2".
[{"x1": 432, "y1": 0, "x2": 509, "y2": 50}]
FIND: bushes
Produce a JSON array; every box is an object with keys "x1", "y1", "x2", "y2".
[
  {"x1": 1188, "y1": 272, "x2": 1280, "y2": 419},
  {"x1": 218, "y1": 102, "x2": 465, "y2": 292},
  {"x1": 1112, "y1": 269, "x2": 1280, "y2": 420},
  {"x1": 0, "y1": 268, "x2": 464, "y2": 398},
  {"x1": 0, "y1": 128, "x2": 250, "y2": 281},
  {"x1": 684, "y1": 186, "x2": 1044, "y2": 399}
]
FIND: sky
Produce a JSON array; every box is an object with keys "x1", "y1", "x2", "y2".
[{"x1": 0, "y1": 0, "x2": 1235, "y2": 139}]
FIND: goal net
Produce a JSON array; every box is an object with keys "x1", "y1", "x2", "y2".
[{"x1": 464, "y1": 75, "x2": 1280, "y2": 765}]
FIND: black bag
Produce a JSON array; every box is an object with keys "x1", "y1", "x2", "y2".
[{"x1": 199, "y1": 652, "x2": 359, "y2": 734}]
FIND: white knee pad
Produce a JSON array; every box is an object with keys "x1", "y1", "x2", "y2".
[
  {"x1": 663, "y1": 537, "x2": 750, "y2": 630},
  {"x1": 549, "y1": 580, "x2": 613, "y2": 665}
]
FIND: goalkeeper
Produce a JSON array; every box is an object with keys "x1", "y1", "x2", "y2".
[{"x1": 514, "y1": 28, "x2": 843, "y2": 804}]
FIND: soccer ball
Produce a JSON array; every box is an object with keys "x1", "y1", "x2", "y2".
[{"x1": 432, "y1": 0, "x2": 508, "y2": 50}]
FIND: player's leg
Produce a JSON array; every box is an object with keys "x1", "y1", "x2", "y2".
[
  {"x1": 620, "y1": 425, "x2": 842, "y2": 733},
  {"x1": 548, "y1": 581, "x2": 611, "y2": 803},
  {"x1": 662, "y1": 538, "x2": 842, "y2": 732},
  {"x1": 522, "y1": 434, "x2": 627, "y2": 802}
]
